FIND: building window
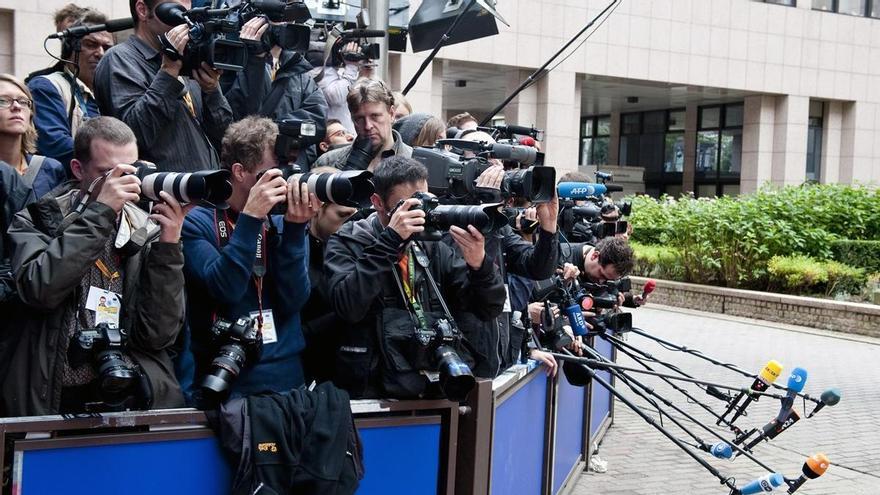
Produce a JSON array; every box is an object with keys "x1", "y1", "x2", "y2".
[
  {"x1": 696, "y1": 103, "x2": 743, "y2": 197},
  {"x1": 617, "y1": 109, "x2": 684, "y2": 198},
  {"x1": 806, "y1": 101, "x2": 824, "y2": 182},
  {"x1": 763, "y1": 0, "x2": 795, "y2": 5},
  {"x1": 580, "y1": 115, "x2": 610, "y2": 166},
  {"x1": 812, "y1": 0, "x2": 873, "y2": 16},
  {"x1": 664, "y1": 109, "x2": 685, "y2": 173}
]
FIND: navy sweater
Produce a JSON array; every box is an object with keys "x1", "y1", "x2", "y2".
[{"x1": 182, "y1": 207, "x2": 310, "y2": 397}]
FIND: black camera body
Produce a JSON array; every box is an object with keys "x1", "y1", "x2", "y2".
[
  {"x1": 201, "y1": 316, "x2": 263, "y2": 396},
  {"x1": 401, "y1": 191, "x2": 507, "y2": 241},
  {"x1": 333, "y1": 28, "x2": 385, "y2": 65},
  {"x1": 235, "y1": 0, "x2": 312, "y2": 52},
  {"x1": 578, "y1": 278, "x2": 634, "y2": 334},
  {"x1": 411, "y1": 144, "x2": 555, "y2": 205},
  {"x1": 156, "y1": 3, "x2": 247, "y2": 74},
  {"x1": 68, "y1": 323, "x2": 149, "y2": 411}
]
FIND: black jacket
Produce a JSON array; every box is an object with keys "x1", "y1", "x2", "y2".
[
  {"x1": 216, "y1": 382, "x2": 363, "y2": 495},
  {"x1": 324, "y1": 214, "x2": 506, "y2": 398},
  {"x1": 223, "y1": 50, "x2": 327, "y2": 167},
  {"x1": 452, "y1": 226, "x2": 560, "y2": 378},
  {"x1": 301, "y1": 232, "x2": 342, "y2": 384}
]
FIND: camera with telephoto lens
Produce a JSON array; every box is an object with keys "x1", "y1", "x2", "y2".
[
  {"x1": 257, "y1": 164, "x2": 375, "y2": 215},
  {"x1": 68, "y1": 323, "x2": 150, "y2": 411},
  {"x1": 398, "y1": 191, "x2": 507, "y2": 241},
  {"x1": 131, "y1": 160, "x2": 233, "y2": 210},
  {"x1": 413, "y1": 318, "x2": 475, "y2": 402},
  {"x1": 155, "y1": 3, "x2": 247, "y2": 74},
  {"x1": 201, "y1": 316, "x2": 263, "y2": 396},
  {"x1": 411, "y1": 141, "x2": 555, "y2": 204}
]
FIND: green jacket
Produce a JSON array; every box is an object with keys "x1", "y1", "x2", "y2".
[{"x1": 4, "y1": 185, "x2": 185, "y2": 416}]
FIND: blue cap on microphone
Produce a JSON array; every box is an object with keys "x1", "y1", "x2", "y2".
[
  {"x1": 738, "y1": 473, "x2": 784, "y2": 494},
  {"x1": 787, "y1": 367, "x2": 808, "y2": 393},
  {"x1": 709, "y1": 442, "x2": 733, "y2": 459},
  {"x1": 557, "y1": 182, "x2": 608, "y2": 199}
]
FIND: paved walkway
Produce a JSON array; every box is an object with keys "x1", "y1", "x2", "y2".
[{"x1": 571, "y1": 305, "x2": 880, "y2": 495}]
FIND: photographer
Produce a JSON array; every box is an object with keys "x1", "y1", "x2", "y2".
[
  {"x1": 324, "y1": 156, "x2": 505, "y2": 399},
  {"x1": 319, "y1": 119, "x2": 354, "y2": 155},
  {"x1": 314, "y1": 78, "x2": 412, "y2": 171},
  {"x1": 29, "y1": 8, "x2": 112, "y2": 168},
  {"x1": 223, "y1": 17, "x2": 327, "y2": 168},
  {"x1": 315, "y1": 41, "x2": 375, "y2": 134},
  {"x1": 181, "y1": 116, "x2": 316, "y2": 399},
  {"x1": 94, "y1": 0, "x2": 233, "y2": 172},
  {"x1": 4, "y1": 117, "x2": 187, "y2": 416}
]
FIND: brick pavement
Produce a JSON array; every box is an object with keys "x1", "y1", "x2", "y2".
[{"x1": 571, "y1": 305, "x2": 880, "y2": 495}]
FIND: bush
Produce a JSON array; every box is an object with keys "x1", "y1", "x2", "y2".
[
  {"x1": 831, "y1": 240, "x2": 880, "y2": 274},
  {"x1": 628, "y1": 183, "x2": 879, "y2": 290},
  {"x1": 767, "y1": 255, "x2": 866, "y2": 296},
  {"x1": 630, "y1": 242, "x2": 682, "y2": 280}
]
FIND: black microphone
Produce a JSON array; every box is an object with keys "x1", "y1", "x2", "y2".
[
  {"x1": 155, "y1": 3, "x2": 189, "y2": 26},
  {"x1": 341, "y1": 29, "x2": 387, "y2": 39},
  {"x1": 48, "y1": 17, "x2": 134, "y2": 39},
  {"x1": 718, "y1": 360, "x2": 783, "y2": 425},
  {"x1": 739, "y1": 409, "x2": 801, "y2": 454},
  {"x1": 807, "y1": 388, "x2": 841, "y2": 418},
  {"x1": 493, "y1": 124, "x2": 544, "y2": 141}
]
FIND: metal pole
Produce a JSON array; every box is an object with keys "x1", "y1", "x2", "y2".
[{"x1": 366, "y1": 0, "x2": 389, "y2": 82}]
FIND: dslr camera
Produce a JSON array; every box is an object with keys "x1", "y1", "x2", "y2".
[
  {"x1": 132, "y1": 160, "x2": 233, "y2": 210},
  {"x1": 412, "y1": 140, "x2": 555, "y2": 205},
  {"x1": 68, "y1": 323, "x2": 151, "y2": 411},
  {"x1": 397, "y1": 191, "x2": 508, "y2": 241},
  {"x1": 201, "y1": 316, "x2": 263, "y2": 396},
  {"x1": 413, "y1": 318, "x2": 475, "y2": 403}
]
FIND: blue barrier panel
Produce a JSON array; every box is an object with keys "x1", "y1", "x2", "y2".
[
  {"x1": 590, "y1": 336, "x2": 614, "y2": 439},
  {"x1": 491, "y1": 373, "x2": 548, "y2": 495},
  {"x1": 357, "y1": 422, "x2": 441, "y2": 495},
  {"x1": 16, "y1": 436, "x2": 231, "y2": 495},
  {"x1": 552, "y1": 377, "x2": 585, "y2": 494}
]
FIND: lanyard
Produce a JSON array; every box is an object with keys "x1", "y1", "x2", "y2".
[
  {"x1": 397, "y1": 245, "x2": 428, "y2": 332},
  {"x1": 215, "y1": 210, "x2": 268, "y2": 328}
]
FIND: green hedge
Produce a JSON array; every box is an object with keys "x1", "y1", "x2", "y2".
[
  {"x1": 767, "y1": 255, "x2": 866, "y2": 296},
  {"x1": 630, "y1": 242, "x2": 683, "y2": 280},
  {"x1": 831, "y1": 240, "x2": 880, "y2": 274},
  {"x1": 628, "y1": 183, "x2": 880, "y2": 289}
]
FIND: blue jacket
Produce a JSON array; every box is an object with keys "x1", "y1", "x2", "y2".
[
  {"x1": 182, "y1": 207, "x2": 310, "y2": 397},
  {"x1": 28, "y1": 76, "x2": 100, "y2": 168}
]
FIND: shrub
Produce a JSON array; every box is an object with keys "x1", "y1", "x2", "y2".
[
  {"x1": 831, "y1": 240, "x2": 880, "y2": 274},
  {"x1": 767, "y1": 255, "x2": 866, "y2": 296},
  {"x1": 630, "y1": 242, "x2": 682, "y2": 280},
  {"x1": 824, "y1": 260, "x2": 867, "y2": 296}
]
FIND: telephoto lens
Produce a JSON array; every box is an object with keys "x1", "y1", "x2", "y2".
[
  {"x1": 435, "y1": 344, "x2": 476, "y2": 402},
  {"x1": 292, "y1": 170, "x2": 375, "y2": 208},
  {"x1": 501, "y1": 166, "x2": 556, "y2": 203},
  {"x1": 134, "y1": 161, "x2": 233, "y2": 209}
]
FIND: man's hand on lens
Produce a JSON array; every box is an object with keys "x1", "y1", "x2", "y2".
[
  {"x1": 388, "y1": 198, "x2": 425, "y2": 241},
  {"x1": 160, "y1": 24, "x2": 189, "y2": 77},
  {"x1": 449, "y1": 225, "x2": 486, "y2": 270},
  {"x1": 151, "y1": 191, "x2": 194, "y2": 243},
  {"x1": 95, "y1": 164, "x2": 141, "y2": 213},
  {"x1": 240, "y1": 17, "x2": 269, "y2": 56},
  {"x1": 284, "y1": 181, "x2": 320, "y2": 224},
  {"x1": 242, "y1": 169, "x2": 288, "y2": 219},
  {"x1": 193, "y1": 62, "x2": 222, "y2": 94},
  {"x1": 536, "y1": 193, "x2": 559, "y2": 233},
  {"x1": 557, "y1": 262, "x2": 580, "y2": 282},
  {"x1": 475, "y1": 164, "x2": 504, "y2": 190}
]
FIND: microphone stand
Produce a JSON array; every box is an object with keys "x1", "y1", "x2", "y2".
[
  {"x1": 575, "y1": 345, "x2": 778, "y2": 474},
  {"x1": 401, "y1": 0, "x2": 478, "y2": 95},
  {"x1": 556, "y1": 348, "x2": 738, "y2": 492},
  {"x1": 630, "y1": 327, "x2": 822, "y2": 404},
  {"x1": 478, "y1": 0, "x2": 618, "y2": 126}
]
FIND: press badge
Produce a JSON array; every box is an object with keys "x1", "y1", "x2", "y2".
[
  {"x1": 250, "y1": 309, "x2": 278, "y2": 344},
  {"x1": 502, "y1": 284, "x2": 512, "y2": 313},
  {"x1": 85, "y1": 286, "x2": 122, "y2": 326}
]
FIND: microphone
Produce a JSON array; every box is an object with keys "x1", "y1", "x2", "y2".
[
  {"x1": 776, "y1": 367, "x2": 808, "y2": 422},
  {"x1": 719, "y1": 360, "x2": 783, "y2": 425},
  {"x1": 785, "y1": 453, "x2": 829, "y2": 494},
  {"x1": 557, "y1": 182, "x2": 609, "y2": 199},
  {"x1": 807, "y1": 388, "x2": 841, "y2": 418},
  {"x1": 739, "y1": 409, "x2": 801, "y2": 453},
  {"x1": 340, "y1": 29, "x2": 387, "y2": 39},
  {"x1": 518, "y1": 136, "x2": 537, "y2": 147},
  {"x1": 155, "y1": 2, "x2": 188, "y2": 26},
  {"x1": 698, "y1": 441, "x2": 733, "y2": 459},
  {"x1": 494, "y1": 124, "x2": 544, "y2": 141},
  {"x1": 737, "y1": 473, "x2": 785, "y2": 494},
  {"x1": 485, "y1": 143, "x2": 542, "y2": 165},
  {"x1": 48, "y1": 17, "x2": 134, "y2": 39}
]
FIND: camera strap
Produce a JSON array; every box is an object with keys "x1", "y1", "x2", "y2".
[
  {"x1": 214, "y1": 210, "x2": 268, "y2": 329},
  {"x1": 413, "y1": 242, "x2": 456, "y2": 324},
  {"x1": 392, "y1": 245, "x2": 428, "y2": 333}
]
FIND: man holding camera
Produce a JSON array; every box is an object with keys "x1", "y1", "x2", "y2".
[
  {"x1": 324, "y1": 156, "x2": 506, "y2": 399},
  {"x1": 4, "y1": 117, "x2": 188, "y2": 416},
  {"x1": 94, "y1": 0, "x2": 233, "y2": 172},
  {"x1": 181, "y1": 116, "x2": 317, "y2": 399},
  {"x1": 314, "y1": 79, "x2": 412, "y2": 172}
]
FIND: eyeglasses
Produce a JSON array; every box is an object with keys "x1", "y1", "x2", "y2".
[
  {"x1": 0, "y1": 97, "x2": 33, "y2": 110},
  {"x1": 326, "y1": 128, "x2": 350, "y2": 140}
]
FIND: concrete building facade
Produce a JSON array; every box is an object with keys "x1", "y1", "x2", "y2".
[{"x1": 2, "y1": 0, "x2": 879, "y2": 196}]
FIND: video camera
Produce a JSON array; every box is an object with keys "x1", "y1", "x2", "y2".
[
  {"x1": 578, "y1": 278, "x2": 633, "y2": 334},
  {"x1": 411, "y1": 140, "x2": 555, "y2": 204},
  {"x1": 156, "y1": 0, "x2": 312, "y2": 73},
  {"x1": 332, "y1": 28, "x2": 385, "y2": 64},
  {"x1": 132, "y1": 161, "x2": 233, "y2": 210},
  {"x1": 396, "y1": 191, "x2": 507, "y2": 241},
  {"x1": 556, "y1": 170, "x2": 632, "y2": 243},
  {"x1": 68, "y1": 323, "x2": 151, "y2": 411},
  {"x1": 201, "y1": 315, "x2": 263, "y2": 396}
]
